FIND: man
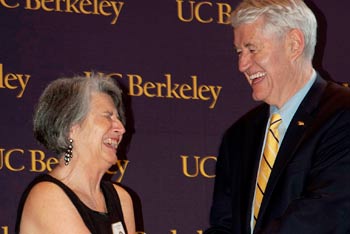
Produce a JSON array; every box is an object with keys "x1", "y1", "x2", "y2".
[{"x1": 204, "y1": 0, "x2": 350, "y2": 233}]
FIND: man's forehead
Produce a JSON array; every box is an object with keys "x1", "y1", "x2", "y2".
[{"x1": 234, "y1": 28, "x2": 261, "y2": 47}]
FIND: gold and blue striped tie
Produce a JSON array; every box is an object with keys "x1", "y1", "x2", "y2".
[{"x1": 254, "y1": 113, "x2": 282, "y2": 225}]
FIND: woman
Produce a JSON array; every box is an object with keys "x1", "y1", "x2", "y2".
[{"x1": 15, "y1": 73, "x2": 136, "y2": 234}]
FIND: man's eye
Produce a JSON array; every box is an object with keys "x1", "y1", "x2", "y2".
[
  {"x1": 235, "y1": 50, "x2": 242, "y2": 56},
  {"x1": 249, "y1": 48, "x2": 257, "y2": 53}
]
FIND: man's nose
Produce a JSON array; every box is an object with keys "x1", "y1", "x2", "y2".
[{"x1": 238, "y1": 52, "x2": 252, "y2": 73}]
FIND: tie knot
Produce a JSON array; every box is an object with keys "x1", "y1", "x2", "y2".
[{"x1": 270, "y1": 113, "x2": 282, "y2": 129}]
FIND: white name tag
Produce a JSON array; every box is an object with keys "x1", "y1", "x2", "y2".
[{"x1": 112, "y1": 221, "x2": 126, "y2": 234}]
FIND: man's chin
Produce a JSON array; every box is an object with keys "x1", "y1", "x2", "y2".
[{"x1": 252, "y1": 92, "x2": 265, "y2": 102}]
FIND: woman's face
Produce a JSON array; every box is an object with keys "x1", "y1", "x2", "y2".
[{"x1": 71, "y1": 92, "x2": 125, "y2": 167}]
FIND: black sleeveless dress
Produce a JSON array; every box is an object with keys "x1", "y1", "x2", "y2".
[{"x1": 15, "y1": 174, "x2": 128, "y2": 234}]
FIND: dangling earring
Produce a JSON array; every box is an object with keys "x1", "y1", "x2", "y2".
[{"x1": 64, "y1": 138, "x2": 73, "y2": 166}]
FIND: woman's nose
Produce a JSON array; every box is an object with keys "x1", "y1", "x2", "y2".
[{"x1": 113, "y1": 118, "x2": 126, "y2": 134}]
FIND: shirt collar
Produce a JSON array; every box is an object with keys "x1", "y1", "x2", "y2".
[{"x1": 270, "y1": 69, "x2": 317, "y2": 128}]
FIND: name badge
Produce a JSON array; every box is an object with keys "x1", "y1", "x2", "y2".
[{"x1": 112, "y1": 221, "x2": 126, "y2": 234}]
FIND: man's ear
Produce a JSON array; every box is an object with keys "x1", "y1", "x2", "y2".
[{"x1": 287, "y1": 28, "x2": 305, "y2": 61}]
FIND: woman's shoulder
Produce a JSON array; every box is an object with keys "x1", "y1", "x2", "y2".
[
  {"x1": 111, "y1": 183, "x2": 132, "y2": 204},
  {"x1": 23, "y1": 175, "x2": 77, "y2": 217},
  {"x1": 19, "y1": 174, "x2": 90, "y2": 234},
  {"x1": 24, "y1": 174, "x2": 69, "y2": 205}
]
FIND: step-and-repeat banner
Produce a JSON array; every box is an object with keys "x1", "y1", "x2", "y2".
[{"x1": 1, "y1": 1, "x2": 349, "y2": 233}]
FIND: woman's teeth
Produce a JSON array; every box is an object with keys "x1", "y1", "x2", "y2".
[{"x1": 104, "y1": 138, "x2": 119, "y2": 149}]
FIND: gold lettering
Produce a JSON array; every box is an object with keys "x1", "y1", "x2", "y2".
[
  {"x1": 92, "y1": 0, "x2": 98, "y2": 14},
  {"x1": 109, "y1": 1, "x2": 124, "y2": 24},
  {"x1": 170, "y1": 230, "x2": 203, "y2": 234},
  {"x1": 128, "y1": 74, "x2": 144, "y2": 96},
  {"x1": 0, "y1": 149, "x2": 3, "y2": 170},
  {"x1": 177, "y1": 0, "x2": 232, "y2": 25},
  {"x1": 4, "y1": 73, "x2": 17, "y2": 90},
  {"x1": 156, "y1": 82, "x2": 166, "y2": 97},
  {"x1": 209, "y1": 85, "x2": 222, "y2": 109},
  {"x1": 165, "y1": 74, "x2": 180, "y2": 98},
  {"x1": 176, "y1": 0, "x2": 194, "y2": 22},
  {"x1": 194, "y1": 2, "x2": 213, "y2": 23},
  {"x1": 0, "y1": 64, "x2": 31, "y2": 98},
  {"x1": 199, "y1": 156, "x2": 216, "y2": 178},
  {"x1": 24, "y1": 0, "x2": 124, "y2": 25},
  {"x1": 131, "y1": 74, "x2": 221, "y2": 108},
  {"x1": 0, "y1": 148, "x2": 25, "y2": 171},
  {"x1": 65, "y1": 0, "x2": 80, "y2": 13},
  {"x1": 16, "y1": 74, "x2": 31, "y2": 98},
  {"x1": 41, "y1": 0, "x2": 55, "y2": 12},
  {"x1": 106, "y1": 159, "x2": 129, "y2": 182},
  {"x1": 84, "y1": 71, "x2": 221, "y2": 109},
  {"x1": 29, "y1": 149, "x2": 58, "y2": 172},
  {"x1": 191, "y1": 75, "x2": 198, "y2": 99},
  {"x1": 0, "y1": 148, "x2": 60, "y2": 173},
  {"x1": 80, "y1": 0, "x2": 93, "y2": 15},
  {"x1": 179, "y1": 84, "x2": 192, "y2": 99},
  {"x1": 46, "y1": 156, "x2": 59, "y2": 171},
  {"x1": 181, "y1": 155, "x2": 216, "y2": 178},
  {"x1": 1, "y1": 149, "x2": 24, "y2": 171},
  {"x1": 0, "y1": 0, "x2": 19, "y2": 8},
  {"x1": 0, "y1": 64, "x2": 3, "y2": 88},
  {"x1": 181, "y1": 155, "x2": 200, "y2": 177},
  {"x1": 143, "y1": 82, "x2": 156, "y2": 97},
  {"x1": 30, "y1": 149, "x2": 46, "y2": 172},
  {"x1": 1, "y1": 226, "x2": 9, "y2": 234},
  {"x1": 55, "y1": 0, "x2": 61, "y2": 11},
  {"x1": 107, "y1": 73, "x2": 123, "y2": 79},
  {"x1": 99, "y1": 0, "x2": 112, "y2": 16},
  {"x1": 25, "y1": 0, "x2": 41, "y2": 10},
  {"x1": 198, "y1": 85, "x2": 211, "y2": 100},
  {"x1": 84, "y1": 71, "x2": 123, "y2": 79},
  {"x1": 217, "y1": 3, "x2": 231, "y2": 24}
]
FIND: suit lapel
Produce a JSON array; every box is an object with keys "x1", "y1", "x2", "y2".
[{"x1": 255, "y1": 76, "x2": 328, "y2": 228}]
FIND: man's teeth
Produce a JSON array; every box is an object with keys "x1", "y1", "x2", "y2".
[
  {"x1": 249, "y1": 72, "x2": 266, "y2": 80},
  {"x1": 104, "y1": 138, "x2": 119, "y2": 149}
]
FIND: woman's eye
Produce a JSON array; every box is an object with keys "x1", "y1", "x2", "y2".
[{"x1": 104, "y1": 112, "x2": 113, "y2": 119}]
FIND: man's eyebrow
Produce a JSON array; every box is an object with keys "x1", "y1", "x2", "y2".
[
  {"x1": 244, "y1": 42, "x2": 255, "y2": 48},
  {"x1": 234, "y1": 42, "x2": 255, "y2": 50}
]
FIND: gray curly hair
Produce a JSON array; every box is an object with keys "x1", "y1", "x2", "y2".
[{"x1": 33, "y1": 73, "x2": 126, "y2": 156}]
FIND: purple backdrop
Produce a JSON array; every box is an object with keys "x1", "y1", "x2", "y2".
[{"x1": 1, "y1": 1, "x2": 350, "y2": 233}]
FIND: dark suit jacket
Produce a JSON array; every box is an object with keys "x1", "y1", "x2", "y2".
[{"x1": 205, "y1": 75, "x2": 350, "y2": 234}]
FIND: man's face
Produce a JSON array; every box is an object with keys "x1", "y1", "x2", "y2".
[{"x1": 234, "y1": 17, "x2": 294, "y2": 108}]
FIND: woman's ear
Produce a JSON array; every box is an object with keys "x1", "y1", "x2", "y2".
[
  {"x1": 287, "y1": 28, "x2": 305, "y2": 61},
  {"x1": 69, "y1": 123, "x2": 80, "y2": 140}
]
